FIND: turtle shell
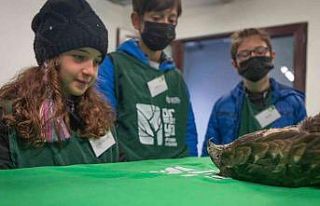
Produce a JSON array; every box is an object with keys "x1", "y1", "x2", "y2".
[{"x1": 207, "y1": 113, "x2": 320, "y2": 187}]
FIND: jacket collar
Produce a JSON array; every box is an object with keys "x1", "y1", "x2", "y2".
[
  {"x1": 231, "y1": 78, "x2": 302, "y2": 101},
  {"x1": 117, "y1": 39, "x2": 176, "y2": 71}
]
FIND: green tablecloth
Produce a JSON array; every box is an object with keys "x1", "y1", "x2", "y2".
[{"x1": 0, "y1": 157, "x2": 319, "y2": 206}]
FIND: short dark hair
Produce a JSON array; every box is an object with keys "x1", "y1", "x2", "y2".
[
  {"x1": 230, "y1": 28, "x2": 273, "y2": 61},
  {"x1": 132, "y1": 0, "x2": 182, "y2": 17}
]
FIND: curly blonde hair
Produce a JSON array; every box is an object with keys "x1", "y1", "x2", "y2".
[{"x1": 0, "y1": 57, "x2": 115, "y2": 146}]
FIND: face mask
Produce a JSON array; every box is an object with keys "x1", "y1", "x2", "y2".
[
  {"x1": 141, "y1": 21, "x2": 176, "y2": 51},
  {"x1": 238, "y1": 56, "x2": 274, "y2": 82}
]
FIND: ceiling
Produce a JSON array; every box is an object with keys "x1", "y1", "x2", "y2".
[{"x1": 106, "y1": 0, "x2": 234, "y2": 7}]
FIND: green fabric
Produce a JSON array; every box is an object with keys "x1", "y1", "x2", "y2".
[
  {"x1": 9, "y1": 131, "x2": 118, "y2": 168},
  {"x1": 111, "y1": 52, "x2": 189, "y2": 161},
  {"x1": 0, "y1": 101, "x2": 118, "y2": 168},
  {"x1": 238, "y1": 93, "x2": 272, "y2": 137},
  {"x1": 0, "y1": 157, "x2": 319, "y2": 206}
]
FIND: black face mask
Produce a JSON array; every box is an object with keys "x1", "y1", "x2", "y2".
[
  {"x1": 141, "y1": 21, "x2": 176, "y2": 51},
  {"x1": 238, "y1": 56, "x2": 274, "y2": 82}
]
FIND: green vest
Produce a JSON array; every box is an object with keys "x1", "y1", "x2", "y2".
[
  {"x1": 111, "y1": 52, "x2": 189, "y2": 161},
  {"x1": 238, "y1": 93, "x2": 272, "y2": 137},
  {"x1": 0, "y1": 101, "x2": 118, "y2": 168}
]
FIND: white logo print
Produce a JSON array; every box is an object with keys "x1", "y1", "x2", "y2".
[
  {"x1": 148, "y1": 166, "x2": 228, "y2": 180},
  {"x1": 166, "y1": 96, "x2": 181, "y2": 104},
  {"x1": 136, "y1": 103, "x2": 177, "y2": 147}
]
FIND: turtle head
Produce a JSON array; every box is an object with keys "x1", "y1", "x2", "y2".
[{"x1": 207, "y1": 139, "x2": 226, "y2": 168}]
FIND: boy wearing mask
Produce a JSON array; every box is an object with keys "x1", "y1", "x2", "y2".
[
  {"x1": 97, "y1": 0, "x2": 198, "y2": 161},
  {"x1": 202, "y1": 28, "x2": 307, "y2": 156}
]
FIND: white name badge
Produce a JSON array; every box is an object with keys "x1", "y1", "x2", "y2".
[
  {"x1": 89, "y1": 131, "x2": 115, "y2": 158},
  {"x1": 147, "y1": 75, "x2": 168, "y2": 97},
  {"x1": 255, "y1": 105, "x2": 281, "y2": 128}
]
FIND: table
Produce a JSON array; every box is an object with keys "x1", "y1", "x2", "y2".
[{"x1": 0, "y1": 157, "x2": 319, "y2": 206}]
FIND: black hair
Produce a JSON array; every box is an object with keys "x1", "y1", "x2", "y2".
[{"x1": 132, "y1": 0, "x2": 182, "y2": 17}]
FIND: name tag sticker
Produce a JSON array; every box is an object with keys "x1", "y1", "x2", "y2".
[
  {"x1": 89, "y1": 131, "x2": 115, "y2": 157},
  {"x1": 255, "y1": 105, "x2": 281, "y2": 128},
  {"x1": 147, "y1": 75, "x2": 168, "y2": 97}
]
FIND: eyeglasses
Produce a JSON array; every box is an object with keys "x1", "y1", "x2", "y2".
[{"x1": 236, "y1": 46, "x2": 270, "y2": 61}]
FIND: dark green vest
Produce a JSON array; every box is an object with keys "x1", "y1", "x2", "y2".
[
  {"x1": 1, "y1": 101, "x2": 118, "y2": 168},
  {"x1": 238, "y1": 93, "x2": 272, "y2": 137},
  {"x1": 111, "y1": 52, "x2": 189, "y2": 161}
]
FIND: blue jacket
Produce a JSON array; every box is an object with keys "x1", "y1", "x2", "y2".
[
  {"x1": 96, "y1": 39, "x2": 198, "y2": 156},
  {"x1": 202, "y1": 78, "x2": 307, "y2": 156}
]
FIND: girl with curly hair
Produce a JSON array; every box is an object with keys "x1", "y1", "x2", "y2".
[{"x1": 0, "y1": 0, "x2": 118, "y2": 169}]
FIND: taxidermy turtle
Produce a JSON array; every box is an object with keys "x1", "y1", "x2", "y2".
[{"x1": 207, "y1": 113, "x2": 320, "y2": 187}]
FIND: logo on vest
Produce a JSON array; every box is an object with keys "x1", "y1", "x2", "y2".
[
  {"x1": 166, "y1": 96, "x2": 181, "y2": 104},
  {"x1": 136, "y1": 103, "x2": 177, "y2": 147}
]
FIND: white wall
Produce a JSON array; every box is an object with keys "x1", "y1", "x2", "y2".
[
  {"x1": 0, "y1": 0, "x2": 125, "y2": 86},
  {"x1": 88, "y1": 0, "x2": 127, "y2": 52},
  {"x1": 175, "y1": 0, "x2": 320, "y2": 116},
  {"x1": 1, "y1": 0, "x2": 319, "y2": 115}
]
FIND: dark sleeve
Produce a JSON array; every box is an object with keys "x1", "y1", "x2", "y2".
[
  {"x1": 0, "y1": 123, "x2": 13, "y2": 169},
  {"x1": 202, "y1": 103, "x2": 220, "y2": 156},
  {"x1": 95, "y1": 55, "x2": 117, "y2": 109},
  {"x1": 293, "y1": 93, "x2": 307, "y2": 124},
  {"x1": 186, "y1": 101, "x2": 198, "y2": 156}
]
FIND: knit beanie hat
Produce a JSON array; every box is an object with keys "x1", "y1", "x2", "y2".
[{"x1": 32, "y1": 0, "x2": 108, "y2": 65}]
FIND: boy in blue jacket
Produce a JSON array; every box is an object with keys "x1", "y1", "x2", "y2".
[
  {"x1": 97, "y1": 0, "x2": 198, "y2": 161},
  {"x1": 202, "y1": 28, "x2": 307, "y2": 156}
]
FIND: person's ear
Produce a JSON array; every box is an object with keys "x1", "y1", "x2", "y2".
[
  {"x1": 131, "y1": 12, "x2": 142, "y2": 31},
  {"x1": 232, "y1": 59, "x2": 239, "y2": 70},
  {"x1": 271, "y1": 51, "x2": 276, "y2": 60}
]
